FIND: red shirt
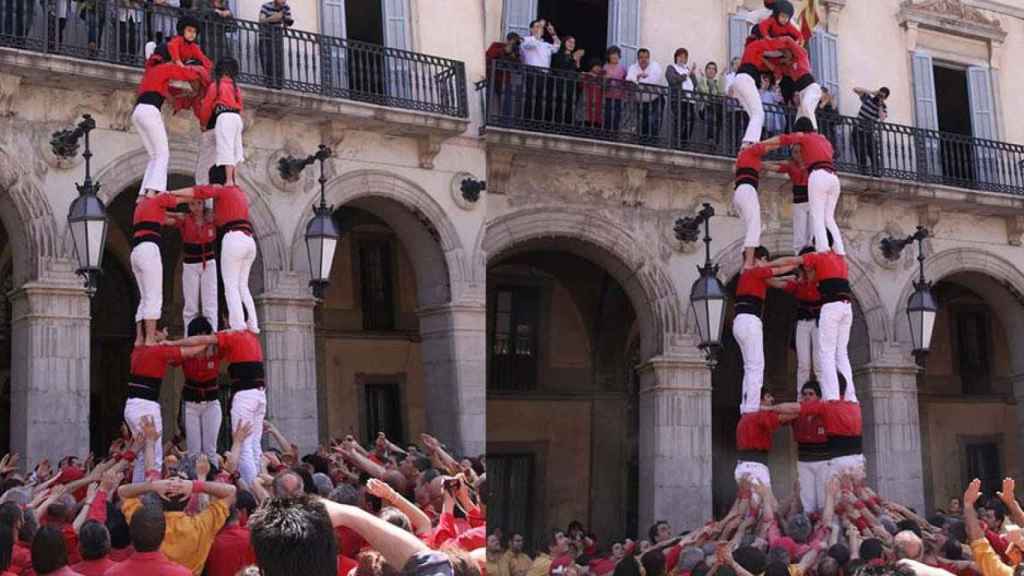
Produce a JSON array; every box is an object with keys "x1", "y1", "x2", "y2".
[
  {"x1": 175, "y1": 216, "x2": 216, "y2": 263},
  {"x1": 182, "y1": 354, "x2": 221, "y2": 402},
  {"x1": 56, "y1": 466, "x2": 88, "y2": 501},
  {"x1": 137, "y1": 62, "x2": 204, "y2": 100},
  {"x1": 778, "y1": 132, "x2": 835, "y2": 170},
  {"x1": 166, "y1": 36, "x2": 213, "y2": 69},
  {"x1": 130, "y1": 345, "x2": 183, "y2": 381},
  {"x1": 740, "y1": 37, "x2": 790, "y2": 71},
  {"x1": 800, "y1": 252, "x2": 847, "y2": 282},
  {"x1": 108, "y1": 548, "x2": 134, "y2": 563},
  {"x1": 205, "y1": 525, "x2": 256, "y2": 576},
  {"x1": 335, "y1": 526, "x2": 368, "y2": 558},
  {"x1": 338, "y1": 554, "x2": 359, "y2": 576},
  {"x1": 550, "y1": 555, "x2": 574, "y2": 576},
  {"x1": 590, "y1": 557, "x2": 618, "y2": 576},
  {"x1": 754, "y1": 15, "x2": 803, "y2": 44},
  {"x1": 103, "y1": 551, "x2": 190, "y2": 576},
  {"x1": 132, "y1": 194, "x2": 180, "y2": 240},
  {"x1": 70, "y1": 557, "x2": 117, "y2": 576},
  {"x1": 665, "y1": 546, "x2": 682, "y2": 573},
  {"x1": 216, "y1": 331, "x2": 264, "y2": 389},
  {"x1": 764, "y1": 37, "x2": 811, "y2": 80},
  {"x1": 776, "y1": 160, "x2": 808, "y2": 197},
  {"x1": 799, "y1": 401, "x2": 862, "y2": 437},
  {"x1": 198, "y1": 77, "x2": 244, "y2": 128},
  {"x1": 11, "y1": 541, "x2": 31, "y2": 575},
  {"x1": 193, "y1": 186, "x2": 251, "y2": 231},
  {"x1": 790, "y1": 410, "x2": 828, "y2": 456},
  {"x1": 736, "y1": 266, "x2": 773, "y2": 301},
  {"x1": 783, "y1": 278, "x2": 820, "y2": 305},
  {"x1": 735, "y1": 143, "x2": 768, "y2": 188},
  {"x1": 736, "y1": 411, "x2": 782, "y2": 452}
]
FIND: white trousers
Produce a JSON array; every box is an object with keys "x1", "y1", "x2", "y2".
[
  {"x1": 792, "y1": 202, "x2": 812, "y2": 252},
  {"x1": 182, "y1": 260, "x2": 219, "y2": 331},
  {"x1": 796, "y1": 319, "x2": 819, "y2": 393},
  {"x1": 232, "y1": 389, "x2": 266, "y2": 487},
  {"x1": 829, "y1": 454, "x2": 866, "y2": 480},
  {"x1": 215, "y1": 112, "x2": 245, "y2": 167},
  {"x1": 818, "y1": 301, "x2": 855, "y2": 402},
  {"x1": 130, "y1": 241, "x2": 163, "y2": 322},
  {"x1": 734, "y1": 313, "x2": 765, "y2": 414},
  {"x1": 808, "y1": 170, "x2": 845, "y2": 254},
  {"x1": 798, "y1": 459, "x2": 830, "y2": 513},
  {"x1": 733, "y1": 183, "x2": 762, "y2": 249},
  {"x1": 730, "y1": 73, "x2": 765, "y2": 145},
  {"x1": 222, "y1": 231, "x2": 259, "y2": 332},
  {"x1": 131, "y1": 103, "x2": 169, "y2": 194},
  {"x1": 735, "y1": 461, "x2": 772, "y2": 489},
  {"x1": 195, "y1": 130, "x2": 217, "y2": 186},
  {"x1": 124, "y1": 397, "x2": 163, "y2": 483},
  {"x1": 797, "y1": 83, "x2": 822, "y2": 130},
  {"x1": 184, "y1": 400, "x2": 222, "y2": 459}
]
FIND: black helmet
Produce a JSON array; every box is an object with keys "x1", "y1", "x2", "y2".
[
  {"x1": 187, "y1": 316, "x2": 214, "y2": 337},
  {"x1": 772, "y1": 0, "x2": 795, "y2": 19},
  {"x1": 215, "y1": 56, "x2": 239, "y2": 78},
  {"x1": 177, "y1": 15, "x2": 201, "y2": 37}
]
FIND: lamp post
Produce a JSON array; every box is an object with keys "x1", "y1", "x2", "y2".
[
  {"x1": 280, "y1": 145, "x2": 338, "y2": 299},
  {"x1": 881, "y1": 226, "x2": 937, "y2": 366},
  {"x1": 676, "y1": 203, "x2": 726, "y2": 367},
  {"x1": 54, "y1": 114, "x2": 108, "y2": 297}
]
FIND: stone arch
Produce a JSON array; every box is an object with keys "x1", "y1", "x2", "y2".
[
  {"x1": 713, "y1": 231, "x2": 891, "y2": 361},
  {"x1": 289, "y1": 169, "x2": 468, "y2": 308},
  {"x1": 893, "y1": 248, "x2": 1024, "y2": 359},
  {"x1": 0, "y1": 142, "x2": 62, "y2": 287},
  {"x1": 84, "y1": 143, "x2": 288, "y2": 290},
  {"x1": 481, "y1": 206, "x2": 684, "y2": 360}
]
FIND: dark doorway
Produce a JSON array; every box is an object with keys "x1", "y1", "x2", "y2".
[
  {"x1": 933, "y1": 65, "x2": 975, "y2": 185},
  {"x1": 345, "y1": 0, "x2": 386, "y2": 98},
  {"x1": 536, "y1": 0, "x2": 609, "y2": 69},
  {"x1": 965, "y1": 441, "x2": 1001, "y2": 497},
  {"x1": 364, "y1": 381, "x2": 404, "y2": 444},
  {"x1": 489, "y1": 453, "x2": 536, "y2": 545}
]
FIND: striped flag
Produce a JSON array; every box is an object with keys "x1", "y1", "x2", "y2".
[{"x1": 800, "y1": 0, "x2": 820, "y2": 42}]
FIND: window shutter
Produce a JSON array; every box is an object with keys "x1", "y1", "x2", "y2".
[
  {"x1": 320, "y1": 0, "x2": 348, "y2": 91},
  {"x1": 503, "y1": 0, "x2": 536, "y2": 39},
  {"x1": 967, "y1": 66, "x2": 998, "y2": 186},
  {"x1": 911, "y1": 51, "x2": 940, "y2": 178},
  {"x1": 809, "y1": 31, "x2": 839, "y2": 107},
  {"x1": 609, "y1": 0, "x2": 641, "y2": 68},
  {"x1": 729, "y1": 14, "x2": 752, "y2": 65},
  {"x1": 383, "y1": 0, "x2": 413, "y2": 101}
]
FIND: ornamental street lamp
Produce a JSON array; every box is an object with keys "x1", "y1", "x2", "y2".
[
  {"x1": 676, "y1": 203, "x2": 726, "y2": 367},
  {"x1": 278, "y1": 145, "x2": 338, "y2": 299},
  {"x1": 881, "y1": 226, "x2": 937, "y2": 366},
  {"x1": 54, "y1": 114, "x2": 108, "y2": 297}
]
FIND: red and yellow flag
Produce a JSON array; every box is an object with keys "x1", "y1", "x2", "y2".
[{"x1": 799, "y1": 0, "x2": 820, "y2": 42}]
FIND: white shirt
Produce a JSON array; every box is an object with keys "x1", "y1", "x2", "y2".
[
  {"x1": 724, "y1": 71, "x2": 738, "y2": 95},
  {"x1": 626, "y1": 61, "x2": 664, "y2": 86},
  {"x1": 519, "y1": 35, "x2": 560, "y2": 69}
]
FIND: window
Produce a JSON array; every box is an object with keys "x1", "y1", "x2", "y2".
[
  {"x1": 966, "y1": 441, "x2": 1001, "y2": 497},
  {"x1": 488, "y1": 286, "x2": 540, "y2": 391},
  {"x1": 365, "y1": 381, "x2": 404, "y2": 444},
  {"x1": 358, "y1": 238, "x2": 396, "y2": 331},
  {"x1": 955, "y1": 304, "x2": 991, "y2": 394},
  {"x1": 488, "y1": 453, "x2": 534, "y2": 541}
]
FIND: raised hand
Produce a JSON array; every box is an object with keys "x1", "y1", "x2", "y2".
[
  {"x1": 366, "y1": 478, "x2": 397, "y2": 501},
  {"x1": 998, "y1": 477, "x2": 1016, "y2": 506},
  {"x1": 233, "y1": 420, "x2": 253, "y2": 444},
  {"x1": 964, "y1": 478, "x2": 982, "y2": 507},
  {"x1": 196, "y1": 453, "x2": 211, "y2": 479},
  {"x1": 100, "y1": 467, "x2": 122, "y2": 493},
  {"x1": 141, "y1": 416, "x2": 160, "y2": 443}
]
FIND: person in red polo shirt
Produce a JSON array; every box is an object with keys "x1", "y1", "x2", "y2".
[
  {"x1": 124, "y1": 334, "x2": 207, "y2": 482},
  {"x1": 789, "y1": 380, "x2": 830, "y2": 513},
  {"x1": 167, "y1": 329, "x2": 265, "y2": 486},
  {"x1": 205, "y1": 492, "x2": 258, "y2": 576},
  {"x1": 767, "y1": 247, "x2": 820, "y2": 391},
  {"x1": 766, "y1": 150, "x2": 810, "y2": 253},
  {"x1": 169, "y1": 178, "x2": 258, "y2": 333},
  {"x1": 736, "y1": 389, "x2": 797, "y2": 490},
  {"x1": 762, "y1": 120, "x2": 842, "y2": 255},
  {"x1": 734, "y1": 144, "x2": 770, "y2": 269},
  {"x1": 763, "y1": 36, "x2": 820, "y2": 130},
  {"x1": 732, "y1": 35, "x2": 792, "y2": 146},
  {"x1": 131, "y1": 191, "x2": 182, "y2": 347},
  {"x1": 734, "y1": 247, "x2": 799, "y2": 414},
  {"x1": 199, "y1": 57, "x2": 245, "y2": 187},
  {"x1": 171, "y1": 200, "x2": 218, "y2": 332},
  {"x1": 180, "y1": 317, "x2": 223, "y2": 461},
  {"x1": 104, "y1": 504, "x2": 190, "y2": 576}
]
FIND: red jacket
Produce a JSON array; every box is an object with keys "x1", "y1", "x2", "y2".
[
  {"x1": 205, "y1": 525, "x2": 256, "y2": 576},
  {"x1": 193, "y1": 185, "x2": 251, "y2": 232},
  {"x1": 132, "y1": 194, "x2": 180, "y2": 241},
  {"x1": 740, "y1": 37, "x2": 791, "y2": 72},
  {"x1": 737, "y1": 411, "x2": 782, "y2": 452},
  {"x1": 779, "y1": 132, "x2": 835, "y2": 171},
  {"x1": 736, "y1": 266, "x2": 774, "y2": 318},
  {"x1": 764, "y1": 38, "x2": 812, "y2": 81},
  {"x1": 166, "y1": 36, "x2": 213, "y2": 69},
  {"x1": 137, "y1": 62, "x2": 204, "y2": 101},
  {"x1": 754, "y1": 15, "x2": 804, "y2": 44},
  {"x1": 799, "y1": 400, "x2": 862, "y2": 437},
  {"x1": 198, "y1": 77, "x2": 244, "y2": 129},
  {"x1": 175, "y1": 215, "x2": 217, "y2": 263},
  {"x1": 735, "y1": 143, "x2": 768, "y2": 188}
]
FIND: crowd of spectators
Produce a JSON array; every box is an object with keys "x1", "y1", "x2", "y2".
[
  {"x1": 487, "y1": 475, "x2": 1024, "y2": 576},
  {"x1": 0, "y1": 424, "x2": 485, "y2": 576}
]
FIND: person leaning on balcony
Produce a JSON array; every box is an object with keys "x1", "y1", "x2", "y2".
[
  {"x1": 201, "y1": 0, "x2": 235, "y2": 63},
  {"x1": 696, "y1": 61, "x2": 725, "y2": 143},
  {"x1": 602, "y1": 46, "x2": 627, "y2": 134},
  {"x1": 485, "y1": 31, "x2": 522, "y2": 118},
  {"x1": 519, "y1": 18, "x2": 560, "y2": 122},
  {"x1": 666, "y1": 48, "x2": 696, "y2": 147},
  {"x1": 551, "y1": 35, "x2": 584, "y2": 125},
  {"x1": 626, "y1": 48, "x2": 665, "y2": 143},
  {"x1": 852, "y1": 86, "x2": 889, "y2": 175},
  {"x1": 259, "y1": 0, "x2": 293, "y2": 89}
]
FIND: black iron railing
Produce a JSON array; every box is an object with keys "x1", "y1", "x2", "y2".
[
  {"x1": 0, "y1": 1, "x2": 468, "y2": 118},
  {"x1": 483, "y1": 60, "x2": 1024, "y2": 195}
]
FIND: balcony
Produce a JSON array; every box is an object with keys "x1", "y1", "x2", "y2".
[
  {"x1": 0, "y1": 2, "x2": 468, "y2": 140},
  {"x1": 481, "y1": 61, "x2": 1024, "y2": 211}
]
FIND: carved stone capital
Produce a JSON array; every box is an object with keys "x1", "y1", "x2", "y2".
[
  {"x1": 1006, "y1": 215, "x2": 1024, "y2": 246},
  {"x1": 0, "y1": 73, "x2": 22, "y2": 117},
  {"x1": 487, "y1": 149, "x2": 515, "y2": 195},
  {"x1": 899, "y1": 0, "x2": 1006, "y2": 43},
  {"x1": 417, "y1": 134, "x2": 443, "y2": 170},
  {"x1": 622, "y1": 166, "x2": 647, "y2": 207},
  {"x1": 824, "y1": 0, "x2": 847, "y2": 32}
]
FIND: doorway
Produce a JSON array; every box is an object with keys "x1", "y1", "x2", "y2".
[
  {"x1": 344, "y1": 0, "x2": 386, "y2": 97},
  {"x1": 933, "y1": 65, "x2": 974, "y2": 185},
  {"x1": 536, "y1": 0, "x2": 609, "y2": 69}
]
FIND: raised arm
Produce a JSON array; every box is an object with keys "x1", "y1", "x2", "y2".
[
  {"x1": 964, "y1": 479, "x2": 984, "y2": 543},
  {"x1": 264, "y1": 421, "x2": 298, "y2": 461},
  {"x1": 366, "y1": 478, "x2": 432, "y2": 537},
  {"x1": 997, "y1": 478, "x2": 1024, "y2": 528},
  {"x1": 320, "y1": 499, "x2": 430, "y2": 571},
  {"x1": 337, "y1": 445, "x2": 387, "y2": 479}
]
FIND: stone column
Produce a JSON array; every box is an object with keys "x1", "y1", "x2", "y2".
[
  {"x1": 256, "y1": 282, "x2": 319, "y2": 455},
  {"x1": 9, "y1": 278, "x2": 91, "y2": 465},
  {"x1": 637, "y1": 354, "x2": 713, "y2": 532},
  {"x1": 417, "y1": 301, "x2": 486, "y2": 458},
  {"x1": 857, "y1": 361, "x2": 926, "y2": 513}
]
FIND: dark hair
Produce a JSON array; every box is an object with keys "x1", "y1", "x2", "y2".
[
  {"x1": 793, "y1": 117, "x2": 815, "y2": 133},
  {"x1": 878, "y1": 87, "x2": 890, "y2": 98},
  {"x1": 733, "y1": 546, "x2": 767, "y2": 575},
  {"x1": 754, "y1": 246, "x2": 771, "y2": 261},
  {"x1": 706, "y1": 61, "x2": 718, "y2": 71},
  {"x1": 17, "y1": 510, "x2": 35, "y2": 544},
  {"x1": 329, "y1": 483, "x2": 361, "y2": 506},
  {"x1": 799, "y1": 246, "x2": 815, "y2": 256},
  {"x1": 250, "y1": 495, "x2": 339, "y2": 576},
  {"x1": 606, "y1": 46, "x2": 622, "y2": 59},
  {"x1": 766, "y1": 561, "x2": 790, "y2": 576},
  {"x1": 0, "y1": 503, "x2": 20, "y2": 531},
  {"x1": 946, "y1": 520, "x2": 967, "y2": 544},
  {"x1": 989, "y1": 500, "x2": 1008, "y2": 524},
  {"x1": 412, "y1": 457, "x2": 433, "y2": 473},
  {"x1": 674, "y1": 48, "x2": 689, "y2": 61},
  {"x1": 818, "y1": 556, "x2": 840, "y2": 576},
  {"x1": 828, "y1": 543, "x2": 851, "y2": 567},
  {"x1": 896, "y1": 519, "x2": 922, "y2": 538},
  {"x1": 637, "y1": 48, "x2": 650, "y2": 57},
  {"x1": 613, "y1": 557, "x2": 644, "y2": 576},
  {"x1": 187, "y1": 316, "x2": 213, "y2": 336},
  {"x1": 209, "y1": 165, "x2": 228, "y2": 185},
  {"x1": 302, "y1": 454, "x2": 332, "y2": 476},
  {"x1": 802, "y1": 380, "x2": 822, "y2": 397},
  {"x1": 942, "y1": 538, "x2": 963, "y2": 561},
  {"x1": 107, "y1": 503, "x2": 131, "y2": 550},
  {"x1": 506, "y1": 31, "x2": 521, "y2": 42},
  {"x1": 78, "y1": 520, "x2": 111, "y2": 561},
  {"x1": 647, "y1": 520, "x2": 669, "y2": 543},
  {"x1": 761, "y1": 388, "x2": 773, "y2": 400},
  {"x1": 641, "y1": 550, "x2": 667, "y2": 576},
  {"x1": 543, "y1": 529, "x2": 564, "y2": 553},
  {"x1": 529, "y1": 18, "x2": 544, "y2": 28},
  {"x1": 130, "y1": 503, "x2": 167, "y2": 553},
  {"x1": 859, "y1": 538, "x2": 884, "y2": 562},
  {"x1": 31, "y1": 526, "x2": 69, "y2": 574}
]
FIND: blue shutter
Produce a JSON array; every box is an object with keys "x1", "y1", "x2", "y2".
[
  {"x1": 911, "y1": 51, "x2": 940, "y2": 178},
  {"x1": 383, "y1": 0, "x2": 413, "y2": 101},
  {"x1": 320, "y1": 0, "x2": 348, "y2": 91},
  {"x1": 729, "y1": 14, "x2": 752, "y2": 64},
  {"x1": 809, "y1": 31, "x2": 839, "y2": 107},
  {"x1": 967, "y1": 66, "x2": 997, "y2": 186},
  {"x1": 609, "y1": 0, "x2": 641, "y2": 68},
  {"x1": 503, "y1": 0, "x2": 536, "y2": 39}
]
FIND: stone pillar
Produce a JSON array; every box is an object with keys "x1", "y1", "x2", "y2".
[
  {"x1": 256, "y1": 284, "x2": 319, "y2": 454},
  {"x1": 417, "y1": 302, "x2": 486, "y2": 458},
  {"x1": 637, "y1": 355, "x2": 713, "y2": 532},
  {"x1": 1010, "y1": 374, "x2": 1024, "y2": 480},
  {"x1": 857, "y1": 362, "x2": 926, "y2": 513},
  {"x1": 9, "y1": 279, "x2": 91, "y2": 465}
]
